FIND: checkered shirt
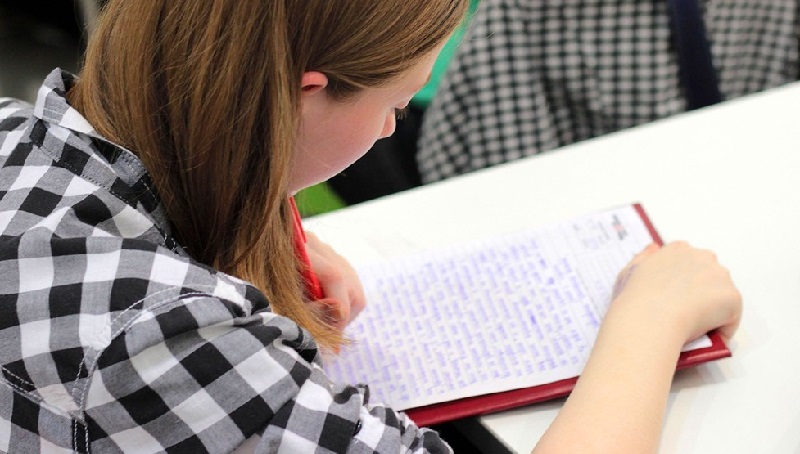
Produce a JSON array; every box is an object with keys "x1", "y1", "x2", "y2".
[
  {"x1": 418, "y1": 0, "x2": 800, "y2": 183},
  {"x1": 0, "y1": 70, "x2": 450, "y2": 453}
]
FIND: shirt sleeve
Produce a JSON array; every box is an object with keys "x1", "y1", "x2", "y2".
[
  {"x1": 257, "y1": 363, "x2": 451, "y2": 454},
  {"x1": 83, "y1": 294, "x2": 451, "y2": 453}
]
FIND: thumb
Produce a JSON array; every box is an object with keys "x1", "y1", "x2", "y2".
[{"x1": 316, "y1": 297, "x2": 348, "y2": 331}]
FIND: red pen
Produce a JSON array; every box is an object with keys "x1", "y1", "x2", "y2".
[{"x1": 289, "y1": 197, "x2": 325, "y2": 300}]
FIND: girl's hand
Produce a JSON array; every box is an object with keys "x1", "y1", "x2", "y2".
[
  {"x1": 305, "y1": 232, "x2": 366, "y2": 330},
  {"x1": 534, "y1": 241, "x2": 741, "y2": 454},
  {"x1": 611, "y1": 241, "x2": 742, "y2": 343}
]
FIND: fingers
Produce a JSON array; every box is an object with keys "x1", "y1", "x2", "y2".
[
  {"x1": 633, "y1": 242, "x2": 660, "y2": 263},
  {"x1": 316, "y1": 298, "x2": 348, "y2": 331},
  {"x1": 610, "y1": 240, "x2": 743, "y2": 346},
  {"x1": 716, "y1": 311, "x2": 741, "y2": 342},
  {"x1": 669, "y1": 242, "x2": 742, "y2": 342},
  {"x1": 313, "y1": 268, "x2": 353, "y2": 327},
  {"x1": 711, "y1": 273, "x2": 743, "y2": 342},
  {"x1": 304, "y1": 232, "x2": 366, "y2": 329}
]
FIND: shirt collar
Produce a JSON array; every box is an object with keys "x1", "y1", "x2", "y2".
[
  {"x1": 33, "y1": 69, "x2": 97, "y2": 136},
  {"x1": 32, "y1": 69, "x2": 182, "y2": 253}
]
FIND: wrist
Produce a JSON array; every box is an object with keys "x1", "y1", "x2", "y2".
[
  {"x1": 543, "y1": 295, "x2": 688, "y2": 453},
  {"x1": 602, "y1": 295, "x2": 688, "y2": 356}
]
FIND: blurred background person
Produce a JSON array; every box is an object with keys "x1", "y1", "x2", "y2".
[{"x1": 417, "y1": 0, "x2": 799, "y2": 183}]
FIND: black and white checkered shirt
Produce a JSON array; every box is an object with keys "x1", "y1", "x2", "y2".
[
  {"x1": 418, "y1": 0, "x2": 800, "y2": 183},
  {"x1": 0, "y1": 70, "x2": 450, "y2": 453}
]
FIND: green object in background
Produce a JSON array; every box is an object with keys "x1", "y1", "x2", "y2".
[
  {"x1": 412, "y1": 0, "x2": 480, "y2": 108},
  {"x1": 295, "y1": 182, "x2": 346, "y2": 217}
]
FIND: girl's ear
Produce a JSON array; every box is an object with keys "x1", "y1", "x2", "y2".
[{"x1": 301, "y1": 71, "x2": 329, "y2": 96}]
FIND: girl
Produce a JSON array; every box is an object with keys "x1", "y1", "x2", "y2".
[{"x1": 0, "y1": 0, "x2": 740, "y2": 452}]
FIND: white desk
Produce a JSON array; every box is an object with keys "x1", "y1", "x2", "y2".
[{"x1": 306, "y1": 81, "x2": 800, "y2": 453}]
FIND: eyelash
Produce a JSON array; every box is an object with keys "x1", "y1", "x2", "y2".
[{"x1": 394, "y1": 107, "x2": 410, "y2": 121}]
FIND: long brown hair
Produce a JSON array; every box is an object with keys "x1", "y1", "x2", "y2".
[{"x1": 68, "y1": 0, "x2": 468, "y2": 351}]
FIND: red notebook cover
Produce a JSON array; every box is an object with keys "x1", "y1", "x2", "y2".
[{"x1": 404, "y1": 203, "x2": 731, "y2": 427}]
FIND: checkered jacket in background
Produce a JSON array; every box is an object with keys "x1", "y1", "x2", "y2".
[
  {"x1": 418, "y1": 0, "x2": 800, "y2": 183},
  {"x1": 0, "y1": 70, "x2": 450, "y2": 453}
]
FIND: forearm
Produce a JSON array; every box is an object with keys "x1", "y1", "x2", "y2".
[{"x1": 532, "y1": 302, "x2": 685, "y2": 454}]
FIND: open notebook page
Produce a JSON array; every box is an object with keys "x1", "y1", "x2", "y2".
[{"x1": 323, "y1": 204, "x2": 710, "y2": 411}]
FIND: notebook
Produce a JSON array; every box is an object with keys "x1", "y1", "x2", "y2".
[{"x1": 323, "y1": 204, "x2": 730, "y2": 426}]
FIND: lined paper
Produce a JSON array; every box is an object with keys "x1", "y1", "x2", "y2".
[{"x1": 323, "y1": 205, "x2": 710, "y2": 410}]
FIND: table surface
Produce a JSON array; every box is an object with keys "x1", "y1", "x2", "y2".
[{"x1": 305, "y1": 81, "x2": 800, "y2": 453}]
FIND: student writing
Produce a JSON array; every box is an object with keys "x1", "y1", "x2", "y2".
[{"x1": 0, "y1": 0, "x2": 740, "y2": 452}]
